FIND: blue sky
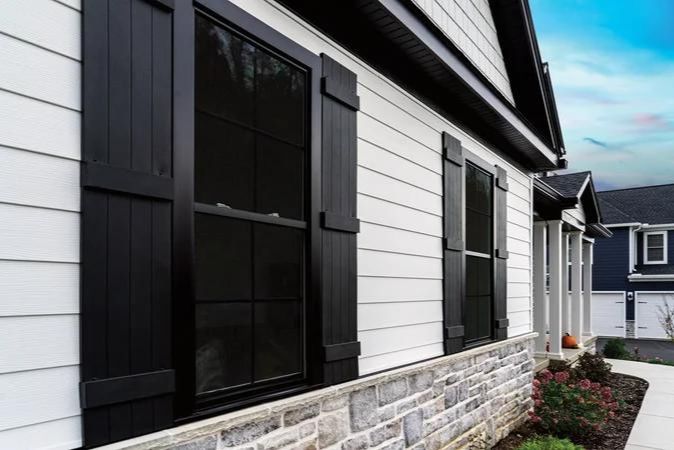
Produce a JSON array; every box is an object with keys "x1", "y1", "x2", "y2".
[{"x1": 529, "y1": 0, "x2": 674, "y2": 190}]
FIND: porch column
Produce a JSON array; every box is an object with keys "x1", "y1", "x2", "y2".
[
  {"x1": 570, "y1": 231, "x2": 583, "y2": 342},
  {"x1": 533, "y1": 222, "x2": 548, "y2": 355},
  {"x1": 548, "y1": 220, "x2": 564, "y2": 358},
  {"x1": 583, "y1": 241, "x2": 594, "y2": 336},
  {"x1": 561, "y1": 232, "x2": 570, "y2": 333}
]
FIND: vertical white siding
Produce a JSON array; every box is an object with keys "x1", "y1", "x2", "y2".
[
  {"x1": 0, "y1": 0, "x2": 82, "y2": 448},
  {"x1": 230, "y1": 0, "x2": 536, "y2": 375},
  {"x1": 410, "y1": 0, "x2": 514, "y2": 103}
]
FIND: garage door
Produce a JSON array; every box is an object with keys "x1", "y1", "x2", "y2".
[
  {"x1": 592, "y1": 292, "x2": 626, "y2": 337},
  {"x1": 636, "y1": 292, "x2": 674, "y2": 339}
]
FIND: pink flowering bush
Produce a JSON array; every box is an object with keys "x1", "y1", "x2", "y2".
[{"x1": 530, "y1": 369, "x2": 618, "y2": 438}]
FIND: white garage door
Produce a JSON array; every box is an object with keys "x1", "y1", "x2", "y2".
[
  {"x1": 636, "y1": 292, "x2": 674, "y2": 340},
  {"x1": 592, "y1": 292, "x2": 626, "y2": 337}
]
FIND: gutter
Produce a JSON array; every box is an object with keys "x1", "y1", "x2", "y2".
[{"x1": 628, "y1": 273, "x2": 674, "y2": 282}]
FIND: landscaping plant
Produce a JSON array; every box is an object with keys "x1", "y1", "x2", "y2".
[
  {"x1": 530, "y1": 369, "x2": 618, "y2": 438},
  {"x1": 602, "y1": 338, "x2": 630, "y2": 359},
  {"x1": 574, "y1": 353, "x2": 612, "y2": 384},
  {"x1": 657, "y1": 300, "x2": 674, "y2": 341},
  {"x1": 516, "y1": 436, "x2": 584, "y2": 450}
]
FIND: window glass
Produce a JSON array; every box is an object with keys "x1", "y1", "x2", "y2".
[
  {"x1": 254, "y1": 300, "x2": 302, "y2": 381},
  {"x1": 465, "y1": 164, "x2": 493, "y2": 255},
  {"x1": 196, "y1": 302, "x2": 252, "y2": 393},
  {"x1": 465, "y1": 256, "x2": 492, "y2": 343},
  {"x1": 195, "y1": 15, "x2": 306, "y2": 220},
  {"x1": 646, "y1": 233, "x2": 666, "y2": 262}
]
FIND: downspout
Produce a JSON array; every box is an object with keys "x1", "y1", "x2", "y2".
[{"x1": 630, "y1": 224, "x2": 643, "y2": 273}]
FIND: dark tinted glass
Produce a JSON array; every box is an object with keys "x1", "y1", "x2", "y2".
[
  {"x1": 196, "y1": 17, "x2": 254, "y2": 125},
  {"x1": 196, "y1": 302, "x2": 252, "y2": 393},
  {"x1": 195, "y1": 214, "x2": 251, "y2": 301},
  {"x1": 195, "y1": 15, "x2": 306, "y2": 220},
  {"x1": 254, "y1": 300, "x2": 302, "y2": 381},
  {"x1": 255, "y1": 48, "x2": 305, "y2": 145},
  {"x1": 254, "y1": 224, "x2": 303, "y2": 299},
  {"x1": 256, "y1": 135, "x2": 304, "y2": 219},
  {"x1": 195, "y1": 114, "x2": 255, "y2": 210},
  {"x1": 465, "y1": 164, "x2": 493, "y2": 254},
  {"x1": 465, "y1": 255, "x2": 492, "y2": 343}
]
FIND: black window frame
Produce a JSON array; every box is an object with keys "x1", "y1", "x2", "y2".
[
  {"x1": 173, "y1": 0, "x2": 324, "y2": 420},
  {"x1": 462, "y1": 151, "x2": 498, "y2": 349}
]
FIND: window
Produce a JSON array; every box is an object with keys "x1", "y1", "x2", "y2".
[
  {"x1": 194, "y1": 13, "x2": 308, "y2": 400},
  {"x1": 464, "y1": 162, "x2": 494, "y2": 344},
  {"x1": 644, "y1": 231, "x2": 667, "y2": 264}
]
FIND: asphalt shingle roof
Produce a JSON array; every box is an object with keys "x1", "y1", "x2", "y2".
[
  {"x1": 539, "y1": 171, "x2": 590, "y2": 198},
  {"x1": 598, "y1": 183, "x2": 674, "y2": 225}
]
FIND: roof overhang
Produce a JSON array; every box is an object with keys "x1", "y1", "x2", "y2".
[{"x1": 276, "y1": 0, "x2": 560, "y2": 170}]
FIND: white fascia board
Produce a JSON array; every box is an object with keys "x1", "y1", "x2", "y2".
[
  {"x1": 641, "y1": 223, "x2": 674, "y2": 231},
  {"x1": 628, "y1": 274, "x2": 674, "y2": 282},
  {"x1": 605, "y1": 222, "x2": 643, "y2": 228}
]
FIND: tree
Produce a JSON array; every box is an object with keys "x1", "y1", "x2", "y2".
[{"x1": 657, "y1": 300, "x2": 674, "y2": 341}]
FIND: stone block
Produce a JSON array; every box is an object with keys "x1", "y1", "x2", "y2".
[
  {"x1": 378, "y1": 405, "x2": 395, "y2": 422},
  {"x1": 284, "y1": 403, "x2": 320, "y2": 427},
  {"x1": 318, "y1": 412, "x2": 349, "y2": 448},
  {"x1": 378, "y1": 378, "x2": 408, "y2": 406},
  {"x1": 341, "y1": 435, "x2": 369, "y2": 450},
  {"x1": 349, "y1": 386, "x2": 379, "y2": 432},
  {"x1": 403, "y1": 410, "x2": 423, "y2": 446},
  {"x1": 444, "y1": 385, "x2": 457, "y2": 408},
  {"x1": 408, "y1": 371, "x2": 434, "y2": 394},
  {"x1": 221, "y1": 416, "x2": 282, "y2": 447},
  {"x1": 299, "y1": 422, "x2": 316, "y2": 439},
  {"x1": 257, "y1": 430, "x2": 298, "y2": 450},
  {"x1": 322, "y1": 395, "x2": 348, "y2": 412},
  {"x1": 379, "y1": 439, "x2": 405, "y2": 450},
  {"x1": 396, "y1": 398, "x2": 417, "y2": 415},
  {"x1": 369, "y1": 420, "x2": 401, "y2": 446}
]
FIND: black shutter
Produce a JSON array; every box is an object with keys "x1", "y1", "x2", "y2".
[
  {"x1": 442, "y1": 132, "x2": 465, "y2": 354},
  {"x1": 81, "y1": 0, "x2": 175, "y2": 446},
  {"x1": 494, "y1": 166, "x2": 509, "y2": 340},
  {"x1": 320, "y1": 54, "x2": 361, "y2": 384}
]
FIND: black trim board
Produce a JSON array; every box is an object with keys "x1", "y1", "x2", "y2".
[
  {"x1": 81, "y1": 370, "x2": 175, "y2": 409},
  {"x1": 276, "y1": 0, "x2": 560, "y2": 170}
]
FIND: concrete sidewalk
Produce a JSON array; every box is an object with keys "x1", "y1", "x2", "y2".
[{"x1": 608, "y1": 359, "x2": 674, "y2": 450}]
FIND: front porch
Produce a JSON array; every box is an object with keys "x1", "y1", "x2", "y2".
[{"x1": 532, "y1": 173, "x2": 612, "y2": 369}]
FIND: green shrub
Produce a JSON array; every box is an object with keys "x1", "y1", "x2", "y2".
[
  {"x1": 602, "y1": 338, "x2": 630, "y2": 359},
  {"x1": 547, "y1": 359, "x2": 572, "y2": 374},
  {"x1": 575, "y1": 353, "x2": 612, "y2": 383},
  {"x1": 517, "y1": 436, "x2": 584, "y2": 450},
  {"x1": 531, "y1": 370, "x2": 618, "y2": 438},
  {"x1": 646, "y1": 357, "x2": 674, "y2": 367}
]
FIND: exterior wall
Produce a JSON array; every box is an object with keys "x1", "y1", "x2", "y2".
[
  {"x1": 225, "y1": 0, "x2": 534, "y2": 374},
  {"x1": 594, "y1": 227, "x2": 674, "y2": 321},
  {"x1": 98, "y1": 335, "x2": 536, "y2": 450},
  {"x1": 0, "y1": 1, "x2": 537, "y2": 448},
  {"x1": 409, "y1": 0, "x2": 514, "y2": 103},
  {"x1": 0, "y1": 1, "x2": 82, "y2": 449}
]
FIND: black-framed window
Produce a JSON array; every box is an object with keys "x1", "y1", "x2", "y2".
[
  {"x1": 464, "y1": 162, "x2": 494, "y2": 345},
  {"x1": 193, "y1": 12, "x2": 309, "y2": 401}
]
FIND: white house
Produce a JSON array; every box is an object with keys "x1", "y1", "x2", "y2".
[{"x1": 0, "y1": 0, "x2": 574, "y2": 448}]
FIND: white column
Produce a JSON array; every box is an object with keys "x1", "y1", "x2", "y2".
[
  {"x1": 583, "y1": 242, "x2": 594, "y2": 336},
  {"x1": 548, "y1": 220, "x2": 564, "y2": 359},
  {"x1": 533, "y1": 222, "x2": 548, "y2": 355},
  {"x1": 570, "y1": 231, "x2": 583, "y2": 342},
  {"x1": 561, "y1": 232, "x2": 570, "y2": 333}
]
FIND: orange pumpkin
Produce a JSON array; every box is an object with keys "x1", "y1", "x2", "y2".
[{"x1": 562, "y1": 333, "x2": 578, "y2": 349}]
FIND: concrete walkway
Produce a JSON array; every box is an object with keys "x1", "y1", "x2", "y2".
[{"x1": 608, "y1": 359, "x2": 674, "y2": 450}]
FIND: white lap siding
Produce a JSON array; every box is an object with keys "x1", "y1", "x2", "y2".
[
  {"x1": 409, "y1": 0, "x2": 514, "y2": 103},
  {"x1": 230, "y1": 0, "x2": 535, "y2": 375},
  {"x1": 0, "y1": 1, "x2": 82, "y2": 449}
]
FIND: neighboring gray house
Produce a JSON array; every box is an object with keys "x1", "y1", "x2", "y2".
[{"x1": 0, "y1": 0, "x2": 569, "y2": 449}]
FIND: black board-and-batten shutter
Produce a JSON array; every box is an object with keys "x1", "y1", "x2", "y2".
[
  {"x1": 81, "y1": 0, "x2": 175, "y2": 447},
  {"x1": 319, "y1": 54, "x2": 361, "y2": 384},
  {"x1": 442, "y1": 132, "x2": 465, "y2": 354},
  {"x1": 494, "y1": 166, "x2": 509, "y2": 340}
]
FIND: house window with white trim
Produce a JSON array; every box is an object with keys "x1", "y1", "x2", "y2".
[{"x1": 644, "y1": 231, "x2": 667, "y2": 264}]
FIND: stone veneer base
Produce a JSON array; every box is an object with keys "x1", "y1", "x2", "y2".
[{"x1": 99, "y1": 333, "x2": 537, "y2": 450}]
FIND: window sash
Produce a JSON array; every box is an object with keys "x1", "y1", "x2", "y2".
[{"x1": 644, "y1": 232, "x2": 667, "y2": 263}]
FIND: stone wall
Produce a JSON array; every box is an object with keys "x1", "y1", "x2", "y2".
[{"x1": 102, "y1": 334, "x2": 536, "y2": 450}]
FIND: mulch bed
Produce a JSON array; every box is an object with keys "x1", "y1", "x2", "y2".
[{"x1": 493, "y1": 373, "x2": 648, "y2": 450}]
